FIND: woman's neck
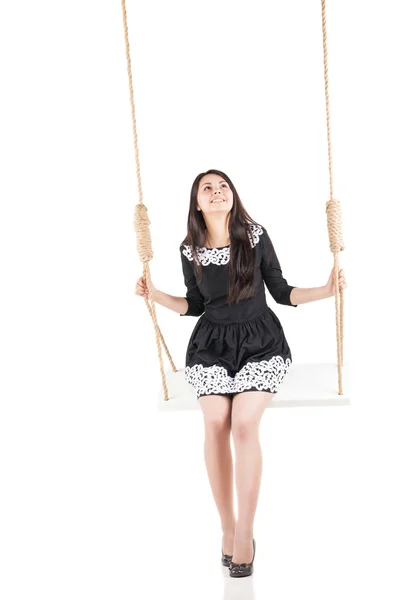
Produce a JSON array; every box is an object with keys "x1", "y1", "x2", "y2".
[{"x1": 203, "y1": 218, "x2": 230, "y2": 248}]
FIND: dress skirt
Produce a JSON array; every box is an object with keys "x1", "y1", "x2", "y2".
[{"x1": 184, "y1": 307, "x2": 292, "y2": 400}]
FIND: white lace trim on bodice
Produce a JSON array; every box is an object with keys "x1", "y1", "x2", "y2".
[{"x1": 182, "y1": 223, "x2": 263, "y2": 266}]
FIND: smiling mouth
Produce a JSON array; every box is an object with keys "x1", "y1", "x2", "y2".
[{"x1": 211, "y1": 198, "x2": 225, "y2": 203}]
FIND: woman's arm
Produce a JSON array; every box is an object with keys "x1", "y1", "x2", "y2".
[
  {"x1": 135, "y1": 276, "x2": 190, "y2": 314},
  {"x1": 260, "y1": 227, "x2": 298, "y2": 306},
  {"x1": 289, "y1": 268, "x2": 346, "y2": 305},
  {"x1": 135, "y1": 246, "x2": 205, "y2": 316},
  {"x1": 153, "y1": 290, "x2": 190, "y2": 315},
  {"x1": 289, "y1": 286, "x2": 330, "y2": 305},
  {"x1": 177, "y1": 245, "x2": 205, "y2": 316}
]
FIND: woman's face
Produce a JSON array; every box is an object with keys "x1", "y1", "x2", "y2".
[{"x1": 197, "y1": 173, "x2": 233, "y2": 216}]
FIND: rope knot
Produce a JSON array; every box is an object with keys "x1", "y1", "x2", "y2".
[
  {"x1": 134, "y1": 204, "x2": 153, "y2": 263},
  {"x1": 326, "y1": 199, "x2": 344, "y2": 253}
]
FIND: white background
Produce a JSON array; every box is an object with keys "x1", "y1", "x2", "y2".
[{"x1": 1, "y1": 0, "x2": 399, "y2": 598}]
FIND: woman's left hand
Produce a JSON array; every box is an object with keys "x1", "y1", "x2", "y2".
[{"x1": 325, "y1": 268, "x2": 347, "y2": 298}]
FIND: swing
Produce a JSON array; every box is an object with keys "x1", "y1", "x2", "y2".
[{"x1": 122, "y1": 0, "x2": 350, "y2": 409}]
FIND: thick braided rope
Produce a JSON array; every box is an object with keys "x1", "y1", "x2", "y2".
[
  {"x1": 121, "y1": 0, "x2": 176, "y2": 400},
  {"x1": 134, "y1": 206, "x2": 177, "y2": 373},
  {"x1": 321, "y1": 0, "x2": 345, "y2": 394}
]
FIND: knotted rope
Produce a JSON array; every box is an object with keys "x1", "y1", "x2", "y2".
[
  {"x1": 321, "y1": 0, "x2": 345, "y2": 394},
  {"x1": 121, "y1": 0, "x2": 176, "y2": 401}
]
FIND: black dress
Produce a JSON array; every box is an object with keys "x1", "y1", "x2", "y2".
[{"x1": 179, "y1": 222, "x2": 298, "y2": 400}]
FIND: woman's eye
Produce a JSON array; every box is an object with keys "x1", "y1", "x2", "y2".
[{"x1": 204, "y1": 184, "x2": 228, "y2": 190}]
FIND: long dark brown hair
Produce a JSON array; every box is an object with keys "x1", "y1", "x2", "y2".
[{"x1": 181, "y1": 169, "x2": 261, "y2": 305}]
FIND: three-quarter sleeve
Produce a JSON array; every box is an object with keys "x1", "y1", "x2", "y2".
[
  {"x1": 179, "y1": 246, "x2": 205, "y2": 317},
  {"x1": 260, "y1": 227, "x2": 298, "y2": 307}
]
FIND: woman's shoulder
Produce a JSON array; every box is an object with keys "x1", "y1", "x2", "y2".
[
  {"x1": 246, "y1": 221, "x2": 265, "y2": 247},
  {"x1": 180, "y1": 242, "x2": 193, "y2": 261}
]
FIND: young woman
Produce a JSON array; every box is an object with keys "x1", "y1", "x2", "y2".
[{"x1": 135, "y1": 169, "x2": 347, "y2": 578}]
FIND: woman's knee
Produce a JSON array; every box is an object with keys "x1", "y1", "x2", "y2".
[
  {"x1": 231, "y1": 391, "x2": 273, "y2": 441},
  {"x1": 199, "y1": 394, "x2": 232, "y2": 432},
  {"x1": 231, "y1": 419, "x2": 258, "y2": 443}
]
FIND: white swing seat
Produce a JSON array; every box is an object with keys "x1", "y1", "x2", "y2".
[{"x1": 157, "y1": 362, "x2": 351, "y2": 410}]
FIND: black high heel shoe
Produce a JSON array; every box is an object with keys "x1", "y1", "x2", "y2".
[
  {"x1": 229, "y1": 538, "x2": 256, "y2": 578},
  {"x1": 221, "y1": 546, "x2": 233, "y2": 567}
]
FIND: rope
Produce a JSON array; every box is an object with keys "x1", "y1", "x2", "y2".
[
  {"x1": 321, "y1": 0, "x2": 345, "y2": 394},
  {"x1": 121, "y1": 0, "x2": 177, "y2": 401}
]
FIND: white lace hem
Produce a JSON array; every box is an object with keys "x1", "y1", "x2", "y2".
[{"x1": 185, "y1": 356, "x2": 291, "y2": 398}]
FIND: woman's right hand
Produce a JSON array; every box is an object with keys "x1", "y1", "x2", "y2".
[{"x1": 135, "y1": 275, "x2": 157, "y2": 299}]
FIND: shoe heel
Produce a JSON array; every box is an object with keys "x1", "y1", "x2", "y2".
[
  {"x1": 251, "y1": 538, "x2": 256, "y2": 564},
  {"x1": 221, "y1": 546, "x2": 233, "y2": 567}
]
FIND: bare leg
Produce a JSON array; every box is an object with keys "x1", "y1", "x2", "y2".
[
  {"x1": 230, "y1": 390, "x2": 273, "y2": 563},
  {"x1": 199, "y1": 394, "x2": 236, "y2": 555}
]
